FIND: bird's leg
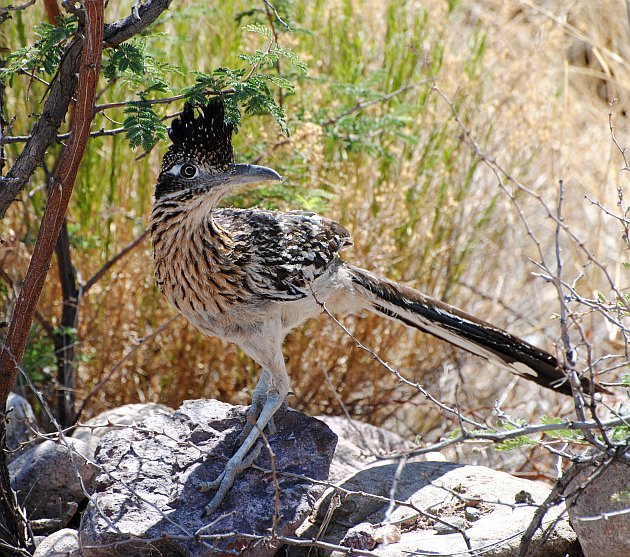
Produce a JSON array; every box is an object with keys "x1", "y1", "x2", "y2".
[
  {"x1": 200, "y1": 375, "x2": 288, "y2": 517},
  {"x1": 238, "y1": 369, "x2": 277, "y2": 444}
]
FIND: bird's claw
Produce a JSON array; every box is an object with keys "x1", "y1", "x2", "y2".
[
  {"x1": 237, "y1": 413, "x2": 276, "y2": 445},
  {"x1": 200, "y1": 439, "x2": 265, "y2": 517},
  {"x1": 198, "y1": 472, "x2": 224, "y2": 493}
]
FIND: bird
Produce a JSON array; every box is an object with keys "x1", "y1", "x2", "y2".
[{"x1": 150, "y1": 98, "x2": 604, "y2": 516}]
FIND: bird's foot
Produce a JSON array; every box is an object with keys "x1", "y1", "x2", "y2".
[
  {"x1": 237, "y1": 407, "x2": 276, "y2": 445},
  {"x1": 200, "y1": 390, "x2": 285, "y2": 517},
  {"x1": 200, "y1": 439, "x2": 264, "y2": 516}
]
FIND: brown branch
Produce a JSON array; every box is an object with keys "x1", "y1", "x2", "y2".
[
  {"x1": 0, "y1": 0, "x2": 104, "y2": 406},
  {"x1": 42, "y1": 0, "x2": 61, "y2": 24},
  {"x1": 52, "y1": 220, "x2": 80, "y2": 427},
  {"x1": 0, "y1": 4, "x2": 104, "y2": 552},
  {"x1": 0, "y1": 268, "x2": 55, "y2": 340},
  {"x1": 93, "y1": 89, "x2": 231, "y2": 114},
  {"x1": 103, "y1": 0, "x2": 174, "y2": 48},
  {"x1": 263, "y1": 1, "x2": 283, "y2": 107}
]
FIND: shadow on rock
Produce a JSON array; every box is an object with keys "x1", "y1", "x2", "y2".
[{"x1": 79, "y1": 399, "x2": 337, "y2": 557}]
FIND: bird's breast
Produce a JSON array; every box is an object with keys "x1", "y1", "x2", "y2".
[{"x1": 150, "y1": 208, "x2": 250, "y2": 321}]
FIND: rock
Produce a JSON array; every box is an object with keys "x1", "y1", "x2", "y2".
[
  {"x1": 566, "y1": 459, "x2": 630, "y2": 557},
  {"x1": 72, "y1": 403, "x2": 174, "y2": 459},
  {"x1": 6, "y1": 392, "x2": 40, "y2": 462},
  {"x1": 10, "y1": 438, "x2": 97, "y2": 534},
  {"x1": 295, "y1": 462, "x2": 578, "y2": 556},
  {"x1": 514, "y1": 489, "x2": 535, "y2": 505},
  {"x1": 341, "y1": 522, "x2": 377, "y2": 550},
  {"x1": 337, "y1": 521, "x2": 402, "y2": 550},
  {"x1": 433, "y1": 516, "x2": 467, "y2": 535},
  {"x1": 316, "y1": 415, "x2": 417, "y2": 482},
  {"x1": 375, "y1": 524, "x2": 401, "y2": 544},
  {"x1": 465, "y1": 506, "x2": 482, "y2": 521},
  {"x1": 33, "y1": 528, "x2": 81, "y2": 557},
  {"x1": 80, "y1": 399, "x2": 337, "y2": 557}
]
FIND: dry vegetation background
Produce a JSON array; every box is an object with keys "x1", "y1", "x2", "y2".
[{"x1": 2, "y1": 0, "x2": 628, "y2": 479}]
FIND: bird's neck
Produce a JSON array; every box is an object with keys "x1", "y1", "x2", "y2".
[{"x1": 150, "y1": 196, "x2": 234, "y2": 251}]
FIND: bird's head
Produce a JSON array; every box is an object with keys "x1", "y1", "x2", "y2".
[{"x1": 155, "y1": 99, "x2": 282, "y2": 203}]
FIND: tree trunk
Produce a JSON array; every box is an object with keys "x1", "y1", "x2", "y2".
[{"x1": 0, "y1": 2, "x2": 105, "y2": 550}]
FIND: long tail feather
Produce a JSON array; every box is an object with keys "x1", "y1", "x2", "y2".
[{"x1": 349, "y1": 266, "x2": 607, "y2": 395}]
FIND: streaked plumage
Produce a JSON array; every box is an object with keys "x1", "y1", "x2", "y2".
[{"x1": 151, "y1": 99, "x2": 606, "y2": 516}]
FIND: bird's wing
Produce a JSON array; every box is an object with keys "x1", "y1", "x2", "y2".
[{"x1": 218, "y1": 209, "x2": 352, "y2": 301}]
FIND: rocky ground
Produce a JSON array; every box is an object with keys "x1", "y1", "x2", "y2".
[{"x1": 5, "y1": 393, "x2": 628, "y2": 557}]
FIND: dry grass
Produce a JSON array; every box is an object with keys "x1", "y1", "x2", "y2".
[{"x1": 2, "y1": 0, "x2": 628, "y2": 477}]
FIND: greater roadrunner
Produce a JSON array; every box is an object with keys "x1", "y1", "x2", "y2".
[{"x1": 151, "y1": 99, "x2": 603, "y2": 516}]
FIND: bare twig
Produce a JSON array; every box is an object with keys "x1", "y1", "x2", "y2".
[
  {"x1": 323, "y1": 81, "x2": 429, "y2": 127},
  {"x1": 311, "y1": 289, "x2": 486, "y2": 430},
  {"x1": 83, "y1": 229, "x2": 149, "y2": 293},
  {"x1": 518, "y1": 462, "x2": 582, "y2": 557},
  {"x1": 74, "y1": 315, "x2": 180, "y2": 420},
  {"x1": 263, "y1": 1, "x2": 284, "y2": 107},
  {"x1": 0, "y1": 0, "x2": 36, "y2": 13}
]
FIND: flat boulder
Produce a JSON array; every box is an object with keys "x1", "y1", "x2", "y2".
[
  {"x1": 72, "y1": 402, "x2": 174, "y2": 459},
  {"x1": 296, "y1": 461, "x2": 578, "y2": 557},
  {"x1": 316, "y1": 415, "x2": 417, "y2": 482},
  {"x1": 80, "y1": 399, "x2": 337, "y2": 557}
]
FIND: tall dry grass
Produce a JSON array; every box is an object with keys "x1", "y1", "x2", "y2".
[{"x1": 1, "y1": 0, "x2": 628, "y2": 476}]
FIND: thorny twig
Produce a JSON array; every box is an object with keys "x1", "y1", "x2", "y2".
[
  {"x1": 311, "y1": 290, "x2": 486, "y2": 430},
  {"x1": 427, "y1": 76, "x2": 628, "y2": 557}
]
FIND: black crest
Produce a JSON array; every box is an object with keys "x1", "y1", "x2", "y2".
[{"x1": 161, "y1": 99, "x2": 234, "y2": 173}]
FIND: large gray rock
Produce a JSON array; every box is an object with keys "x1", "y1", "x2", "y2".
[
  {"x1": 33, "y1": 528, "x2": 81, "y2": 557},
  {"x1": 72, "y1": 403, "x2": 174, "y2": 459},
  {"x1": 316, "y1": 415, "x2": 417, "y2": 482},
  {"x1": 6, "y1": 392, "x2": 40, "y2": 462},
  {"x1": 566, "y1": 458, "x2": 630, "y2": 557},
  {"x1": 80, "y1": 399, "x2": 337, "y2": 557},
  {"x1": 10, "y1": 438, "x2": 97, "y2": 534},
  {"x1": 295, "y1": 462, "x2": 578, "y2": 557}
]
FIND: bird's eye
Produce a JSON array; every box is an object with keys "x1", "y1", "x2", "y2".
[{"x1": 180, "y1": 164, "x2": 198, "y2": 179}]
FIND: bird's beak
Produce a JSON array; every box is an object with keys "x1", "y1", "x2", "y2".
[{"x1": 228, "y1": 164, "x2": 282, "y2": 185}]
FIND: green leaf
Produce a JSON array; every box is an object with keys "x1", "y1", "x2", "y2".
[
  {"x1": 611, "y1": 490, "x2": 630, "y2": 503},
  {"x1": 123, "y1": 101, "x2": 168, "y2": 151},
  {"x1": 103, "y1": 43, "x2": 145, "y2": 80},
  {"x1": 540, "y1": 416, "x2": 584, "y2": 441},
  {"x1": 495, "y1": 436, "x2": 539, "y2": 451},
  {"x1": 3, "y1": 16, "x2": 77, "y2": 80},
  {"x1": 103, "y1": 35, "x2": 181, "y2": 94},
  {"x1": 276, "y1": 44, "x2": 308, "y2": 75},
  {"x1": 243, "y1": 23, "x2": 274, "y2": 41},
  {"x1": 610, "y1": 424, "x2": 630, "y2": 444}
]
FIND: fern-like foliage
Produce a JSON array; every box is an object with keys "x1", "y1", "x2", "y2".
[
  {"x1": 2, "y1": 16, "x2": 77, "y2": 82},
  {"x1": 494, "y1": 436, "x2": 539, "y2": 451},
  {"x1": 123, "y1": 99, "x2": 167, "y2": 152},
  {"x1": 103, "y1": 34, "x2": 181, "y2": 96},
  {"x1": 103, "y1": 42, "x2": 146, "y2": 79},
  {"x1": 183, "y1": 24, "x2": 307, "y2": 137},
  {"x1": 316, "y1": 73, "x2": 419, "y2": 158}
]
